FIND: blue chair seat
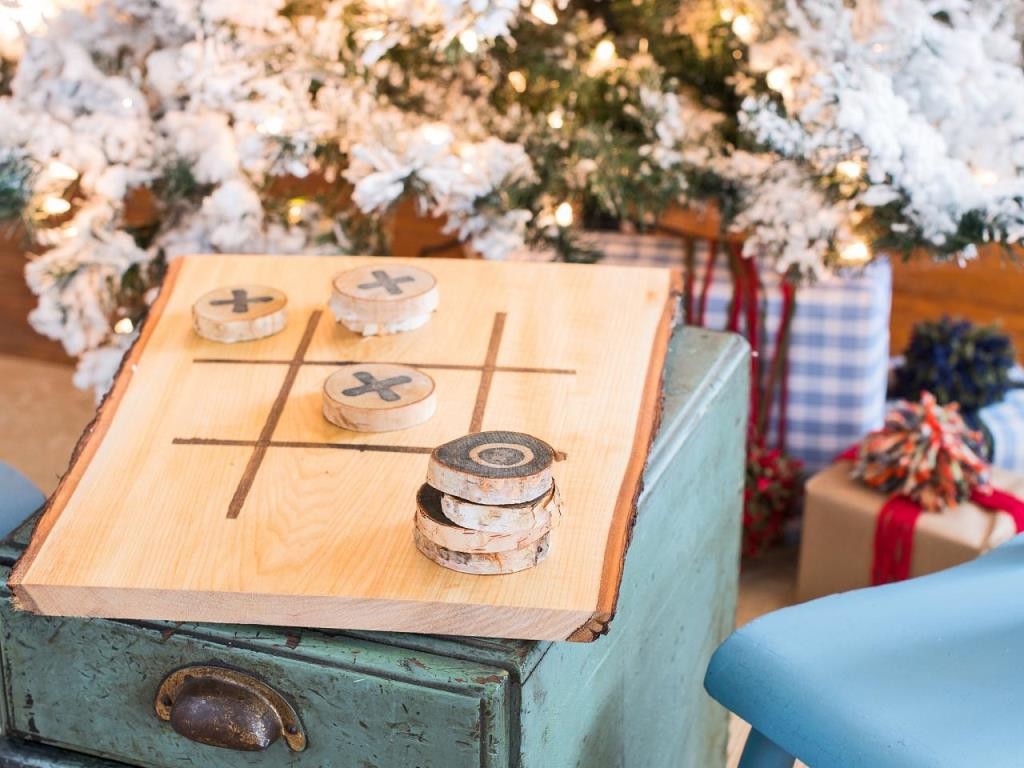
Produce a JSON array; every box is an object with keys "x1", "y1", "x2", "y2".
[
  {"x1": 705, "y1": 535, "x2": 1024, "y2": 768},
  {"x1": 0, "y1": 463, "x2": 44, "y2": 539}
]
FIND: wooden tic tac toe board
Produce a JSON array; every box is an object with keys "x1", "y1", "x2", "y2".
[{"x1": 10, "y1": 255, "x2": 679, "y2": 641}]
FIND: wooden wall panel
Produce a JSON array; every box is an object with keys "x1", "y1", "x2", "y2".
[{"x1": 890, "y1": 247, "x2": 1024, "y2": 356}]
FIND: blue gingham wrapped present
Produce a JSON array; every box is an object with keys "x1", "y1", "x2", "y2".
[
  {"x1": 594, "y1": 232, "x2": 892, "y2": 471},
  {"x1": 980, "y1": 378, "x2": 1024, "y2": 472}
]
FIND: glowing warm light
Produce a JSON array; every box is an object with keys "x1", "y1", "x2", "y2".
[
  {"x1": 973, "y1": 168, "x2": 999, "y2": 187},
  {"x1": 731, "y1": 14, "x2": 756, "y2": 43},
  {"x1": 113, "y1": 317, "x2": 135, "y2": 335},
  {"x1": 720, "y1": 7, "x2": 737, "y2": 22},
  {"x1": 638, "y1": 37, "x2": 649, "y2": 54},
  {"x1": 47, "y1": 160, "x2": 79, "y2": 181},
  {"x1": 836, "y1": 159, "x2": 864, "y2": 180},
  {"x1": 258, "y1": 116, "x2": 284, "y2": 135},
  {"x1": 594, "y1": 39, "x2": 617, "y2": 64},
  {"x1": 286, "y1": 198, "x2": 306, "y2": 225},
  {"x1": 458, "y1": 29, "x2": 479, "y2": 53},
  {"x1": 530, "y1": 0, "x2": 558, "y2": 25},
  {"x1": 41, "y1": 197, "x2": 71, "y2": 216},
  {"x1": 508, "y1": 70, "x2": 527, "y2": 93},
  {"x1": 765, "y1": 66, "x2": 791, "y2": 94},
  {"x1": 554, "y1": 202, "x2": 574, "y2": 227},
  {"x1": 421, "y1": 122, "x2": 453, "y2": 145},
  {"x1": 547, "y1": 110, "x2": 564, "y2": 130},
  {"x1": 838, "y1": 239, "x2": 871, "y2": 264},
  {"x1": 364, "y1": 28, "x2": 385, "y2": 41}
]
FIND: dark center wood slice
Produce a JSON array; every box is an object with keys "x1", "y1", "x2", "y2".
[
  {"x1": 330, "y1": 264, "x2": 439, "y2": 331},
  {"x1": 322, "y1": 363, "x2": 436, "y2": 432},
  {"x1": 440, "y1": 483, "x2": 562, "y2": 535},
  {"x1": 415, "y1": 484, "x2": 552, "y2": 553},
  {"x1": 426, "y1": 430, "x2": 555, "y2": 505},
  {"x1": 413, "y1": 527, "x2": 551, "y2": 575},
  {"x1": 192, "y1": 285, "x2": 287, "y2": 343}
]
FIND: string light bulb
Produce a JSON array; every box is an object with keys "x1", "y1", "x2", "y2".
[
  {"x1": 113, "y1": 317, "x2": 135, "y2": 335},
  {"x1": 121, "y1": 96, "x2": 134, "y2": 109},
  {"x1": 458, "y1": 29, "x2": 479, "y2": 53},
  {"x1": 593, "y1": 39, "x2": 616, "y2": 65},
  {"x1": 508, "y1": 70, "x2": 527, "y2": 93},
  {"x1": 554, "y1": 202, "x2": 574, "y2": 228},
  {"x1": 973, "y1": 168, "x2": 999, "y2": 187},
  {"x1": 422, "y1": 122, "x2": 453, "y2": 146},
  {"x1": 41, "y1": 197, "x2": 71, "y2": 216},
  {"x1": 286, "y1": 198, "x2": 306, "y2": 225},
  {"x1": 836, "y1": 159, "x2": 864, "y2": 180},
  {"x1": 547, "y1": 110, "x2": 564, "y2": 130},
  {"x1": 530, "y1": 0, "x2": 558, "y2": 25},
  {"x1": 257, "y1": 115, "x2": 284, "y2": 135},
  {"x1": 731, "y1": 14, "x2": 756, "y2": 43},
  {"x1": 838, "y1": 239, "x2": 871, "y2": 265},
  {"x1": 765, "y1": 66, "x2": 791, "y2": 94},
  {"x1": 47, "y1": 160, "x2": 79, "y2": 181}
]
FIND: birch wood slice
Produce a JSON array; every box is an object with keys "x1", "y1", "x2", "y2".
[
  {"x1": 415, "y1": 484, "x2": 553, "y2": 553},
  {"x1": 414, "y1": 527, "x2": 552, "y2": 575},
  {"x1": 323, "y1": 363, "x2": 436, "y2": 432},
  {"x1": 330, "y1": 264, "x2": 439, "y2": 336},
  {"x1": 427, "y1": 431, "x2": 555, "y2": 505},
  {"x1": 441, "y1": 484, "x2": 562, "y2": 534},
  {"x1": 192, "y1": 285, "x2": 287, "y2": 343}
]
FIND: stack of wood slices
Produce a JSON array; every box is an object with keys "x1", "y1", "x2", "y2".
[{"x1": 416, "y1": 431, "x2": 563, "y2": 575}]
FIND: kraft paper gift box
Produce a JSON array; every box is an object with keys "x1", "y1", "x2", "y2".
[
  {"x1": 594, "y1": 231, "x2": 891, "y2": 472},
  {"x1": 797, "y1": 462, "x2": 1024, "y2": 602}
]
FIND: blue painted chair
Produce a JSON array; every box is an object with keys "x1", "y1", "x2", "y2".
[
  {"x1": 705, "y1": 535, "x2": 1024, "y2": 768},
  {"x1": 0, "y1": 463, "x2": 45, "y2": 539}
]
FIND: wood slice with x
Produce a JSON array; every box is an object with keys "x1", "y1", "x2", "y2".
[
  {"x1": 330, "y1": 264, "x2": 439, "y2": 335},
  {"x1": 322, "y1": 363, "x2": 437, "y2": 432},
  {"x1": 192, "y1": 285, "x2": 287, "y2": 343}
]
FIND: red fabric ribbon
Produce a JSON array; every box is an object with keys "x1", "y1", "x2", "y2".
[{"x1": 837, "y1": 447, "x2": 1024, "y2": 585}]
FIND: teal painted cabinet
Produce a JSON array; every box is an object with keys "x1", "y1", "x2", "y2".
[{"x1": 0, "y1": 329, "x2": 747, "y2": 768}]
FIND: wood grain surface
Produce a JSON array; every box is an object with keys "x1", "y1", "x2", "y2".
[{"x1": 10, "y1": 254, "x2": 678, "y2": 641}]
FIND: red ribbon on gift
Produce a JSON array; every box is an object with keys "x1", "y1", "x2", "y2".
[{"x1": 837, "y1": 446, "x2": 1024, "y2": 584}]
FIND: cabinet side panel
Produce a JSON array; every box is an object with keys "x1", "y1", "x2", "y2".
[{"x1": 518, "y1": 329, "x2": 748, "y2": 768}]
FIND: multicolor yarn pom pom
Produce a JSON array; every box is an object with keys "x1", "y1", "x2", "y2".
[{"x1": 853, "y1": 392, "x2": 989, "y2": 512}]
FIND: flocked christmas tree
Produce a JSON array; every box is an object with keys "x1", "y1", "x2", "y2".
[{"x1": 1, "y1": 0, "x2": 1024, "y2": 395}]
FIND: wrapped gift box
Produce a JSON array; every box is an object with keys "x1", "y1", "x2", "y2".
[
  {"x1": 886, "y1": 368, "x2": 1024, "y2": 473},
  {"x1": 797, "y1": 461, "x2": 1024, "y2": 602},
  {"x1": 982, "y1": 390, "x2": 1024, "y2": 471},
  {"x1": 596, "y1": 232, "x2": 892, "y2": 471}
]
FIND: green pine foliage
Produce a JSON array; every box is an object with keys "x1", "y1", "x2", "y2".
[
  {"x1": 892, "y1": 317, "x2": 1017, "y2": 412},
  {"x1": 0, "y1": 153, "x2": 33, "y2": 224}
]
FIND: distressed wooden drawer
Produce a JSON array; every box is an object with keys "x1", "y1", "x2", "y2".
[
  {"x1": 0, "y1": 589, "x2": 513, "y2": 767},
  {"x1": 0, "y1": 329, "x2": 747, "y2": 768}
]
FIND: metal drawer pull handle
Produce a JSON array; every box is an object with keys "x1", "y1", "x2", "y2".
[{"x1": 154, "y1": 665, "x2": 306, "y2": 752}]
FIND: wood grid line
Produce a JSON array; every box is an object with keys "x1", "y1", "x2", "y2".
[
  {"x1": 192, "y1": 358, "x2": 575, "y2": 376},
  {"x1": 174, "y1": 437, "x2": 434, "y2": 454},
  {"x1": 225, "y1": 310, "x2": 321, "y2": 519},
  {"x1": 469, "y1": 312, "x2": 506, "y2": 433}
]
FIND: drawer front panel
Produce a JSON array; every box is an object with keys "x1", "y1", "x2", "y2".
[{"x1": 0, "y1": 594, "x2": 510, "y2": 768}]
